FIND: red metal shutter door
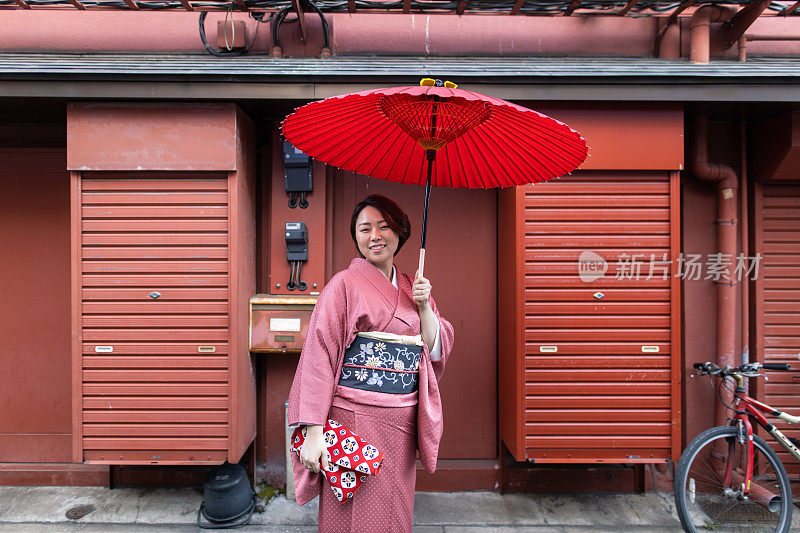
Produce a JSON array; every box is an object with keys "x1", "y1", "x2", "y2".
[
  {"x1": 80, "y1": 176, "x2": 230, "y2": 464},
  {"x1": 756, "y1": 184, "x2": 800, "y2": 477},
  {"x1": 523, "y1": 171, "x2": 679, "y2": 463}
]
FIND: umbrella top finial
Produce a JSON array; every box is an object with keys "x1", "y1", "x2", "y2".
[{"x1": 420, "y1": 78, "x2": 457, "y2": 89}]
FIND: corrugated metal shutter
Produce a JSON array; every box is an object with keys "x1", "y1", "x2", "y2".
[
  {"x1": 523, "y1": 172, "x2": 678, "y2": 463},
  {"x1": 757, "y1": 184, "x2": 800, "y2": 476},
  {"x1": 80, "y1": 176, "x2": 230, "y2": 464}
]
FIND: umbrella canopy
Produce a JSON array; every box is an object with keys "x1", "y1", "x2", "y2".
[
  {"x1": 282, "y1": 80, "x2": 589, "y2": 276},
  {"x1": 281, "y1": 83, "x2": 588, "y2": 189}
]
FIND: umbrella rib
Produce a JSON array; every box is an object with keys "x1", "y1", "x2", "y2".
[
  {"x1": 462, "y1": 122, "x2": 519, "y2": 186},
  {"x1": 447, "y1": 135, "x2": 485, "y2": 188},
  {"x1": 292, "y1": 103, "x2": 398, "y2": 171},
  {"x1": 492, "y1": 120, "x2": 564, "y2": 181},
  {"x1": 495, "y1": 107, "x2": 588, "y2": 152},
  {"x1": 475, "y1": 119, "x2": 554, "y2": 185},
  {"x1": 285, "y1": 95, "x2": 384, "y2": 131},
  {"x1": 286, "y1": 95, "x2": 383, "y2": 122},
  {"x1": 343, "y1": 117, "x2": 414, "y2": 177},
  {"x1": 284, "y1": 106, "x2": 384, "y2": 159},
  {"x1": 488, "y1": 109, "x2": 587, "y2": 176},
  {"x1": 456, "y1": 137, "x2": 482, "y2": 188},
  {"x1": 475, "y1": 121, "x2": 540, "y2": 186},
  {"x1": 453, "y1": 131, "x2": 496, "y2": 188},
  {"x1": 478, "y1": 116, "x2": 545, "y2": 181},
  {"x1": 405, "y1": 137, "x2": 425, "y2": 186},
  {"x1": 285, "y1": 97, "x2": 380, "y2": 139},
  {"x1": 493, "y1": 107, "x2": 587, "y2": 154},
  {"x1": 440, "y1": 142, "x2": 458, "y2": 188},
  {"x1": 360, "y1": 122, "x2": 416, "y2": 180}
]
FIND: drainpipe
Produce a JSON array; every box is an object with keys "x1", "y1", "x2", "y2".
[
  {"x1": 739, "y1": 119, "x2": 749, "y2": 371},
  {"x1": 689, "y1": 5, "x2": 736, "y2": 63},
  {"x1": 691, "y1": 114, "x2": 739, "y2": 428},
  {"x1": 693, "y1": 121, "x2": 780, "y2": 512}
]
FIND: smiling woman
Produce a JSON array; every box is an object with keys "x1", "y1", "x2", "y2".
[
  {"x1": 350, "y1": 196, "x2": 410, "y2": 278},
  {"x1": 287, "y1": 194, "x2": 454, "y2": 533}
]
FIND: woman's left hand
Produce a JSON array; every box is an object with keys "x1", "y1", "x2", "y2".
[{"x1": 413, "y1": 272, "x2": 431, "y2": 310}]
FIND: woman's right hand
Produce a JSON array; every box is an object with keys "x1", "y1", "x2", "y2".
[{"x1": 299, "y1": 424, "x2": 330, "y2": 473}]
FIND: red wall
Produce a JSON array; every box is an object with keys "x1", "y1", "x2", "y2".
[
  {"x1": 328, "y1": 171, "x2": 498, "y2": 461},
  {"x1": 679, "y1": 176, "x2": 718, "y2": 444},
  {"x1": 0, "y1": 149, "x2": 72, "y2": 462}
]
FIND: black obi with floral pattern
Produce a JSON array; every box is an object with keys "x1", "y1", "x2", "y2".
[{"x1": 338, "y1": 333, "x2": 422, "y2": 394}]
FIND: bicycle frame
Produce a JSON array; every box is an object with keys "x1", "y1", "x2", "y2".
[{"x1": 728, "y1": 373, "x2": 800, "y2": 501}]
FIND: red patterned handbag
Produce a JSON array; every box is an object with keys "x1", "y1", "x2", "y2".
[{"x1": 290, "y1": 419, "x2": 385, "y2": 502}]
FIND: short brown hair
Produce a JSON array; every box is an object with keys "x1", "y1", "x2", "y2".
[{"x1": 350, "y1": 195, "x2": 412, "y2": 256}]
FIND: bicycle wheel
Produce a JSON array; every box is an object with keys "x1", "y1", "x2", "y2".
[{"x1": 674, "y1": 425, "x2": 793, "y2": 533}]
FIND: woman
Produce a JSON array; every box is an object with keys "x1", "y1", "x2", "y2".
[{"x1": 287, "y1": 194, "x2": 454, "y2": 533}]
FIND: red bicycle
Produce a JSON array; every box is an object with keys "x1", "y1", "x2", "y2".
[{"x1": 674, "y1": 361, "x2": 799, "y2": 532}]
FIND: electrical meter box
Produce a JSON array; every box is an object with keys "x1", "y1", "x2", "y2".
[{"x1": 249, "y1": 294, "x2": 317, "y2": 353}]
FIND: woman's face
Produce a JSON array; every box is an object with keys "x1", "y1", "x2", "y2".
[{"x1": 355, "y1": 206, "x2": 399, "y2": 267}]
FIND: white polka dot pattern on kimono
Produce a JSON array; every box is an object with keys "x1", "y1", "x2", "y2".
[{"x1": 318, "y1": 403, "x2": 417, "y2": 533}]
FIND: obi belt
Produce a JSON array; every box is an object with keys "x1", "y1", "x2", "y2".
[{"x1": 338, "y1": 332, "x2": 423, "y2": 394}]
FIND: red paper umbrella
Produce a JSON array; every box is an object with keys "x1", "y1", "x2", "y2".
[{"x1": 282, "y1": 79, "x2": 588, "y2": 275}]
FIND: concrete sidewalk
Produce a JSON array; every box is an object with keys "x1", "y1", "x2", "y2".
[{"x1": 0, "y1": 486, "x2": 684, "y2": 532}]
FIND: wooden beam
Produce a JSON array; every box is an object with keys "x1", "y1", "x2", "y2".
[
  {"x1": 68, "y1": 0, "x2": 86, "y2": 9},
  {"x1": 179, "y1": 0, "x2": 193, "y2": 11},
  {"x1": 457, "y1": 0, "x2": 468, "y2": 16},
  {"x1": 617, "y1": 0, "x2": 637, "y2": 17},
  {"x1": 724, "y1": 0, "x2": 771, "y2": 46},
  {"x1": 667, "y1": 0, "x2": 695, "y2": 20},
  {"x1": 403, "y1": 0, "x2": 411, "y2": 14},
  {"x1": 780, "y1": 0, "x2": 800, "y2": 16},
  {"x1": 510, "y1": 0, "x2": 525, "y2": 16},
  {"x1": 564, "y1": 0, "x2": 581, "y2": 16},
  {"x1": 291, "y1": 0, "x2": 308, "y2": 43},
  {"x1": 235, "y1": 0, "x2": 247, "y2": 11},
  {"x1": 121, "y1": 0, "x2": 140, "y2": 9},
  {"x1": 348, "y1": 0, "x2": 356, "y2": 12},
  {"x1": 12, "y1": 0, "x2": 30, "y2": 8}
]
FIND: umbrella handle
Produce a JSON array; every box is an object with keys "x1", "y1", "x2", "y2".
[{"x1": 417, "y1": 248, "x2": 425, "y2": 279}]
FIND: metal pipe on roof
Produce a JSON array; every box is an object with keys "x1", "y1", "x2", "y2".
[
  {"x1": 657, "y1": 17, "x2": 680, "y2": 59},
  {"x1": 689, "y1": 5, "x2": 736, "y2": 64}
]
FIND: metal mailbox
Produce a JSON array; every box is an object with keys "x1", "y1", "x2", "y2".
[{"x1": 249, "y1": 294, "x2": 317, "y2": 353}]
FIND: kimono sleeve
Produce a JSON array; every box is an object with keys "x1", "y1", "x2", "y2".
[
  {"x1": 287, "y1": 275, "x2": 349, "y2": 426},
  {"x1": 427, "y1": 294, "x2": 454, "y2": 381}
]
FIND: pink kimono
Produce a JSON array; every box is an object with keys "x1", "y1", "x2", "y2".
[{"x1": 287, "y1": 258, "x2": 454, "y2": 533}]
